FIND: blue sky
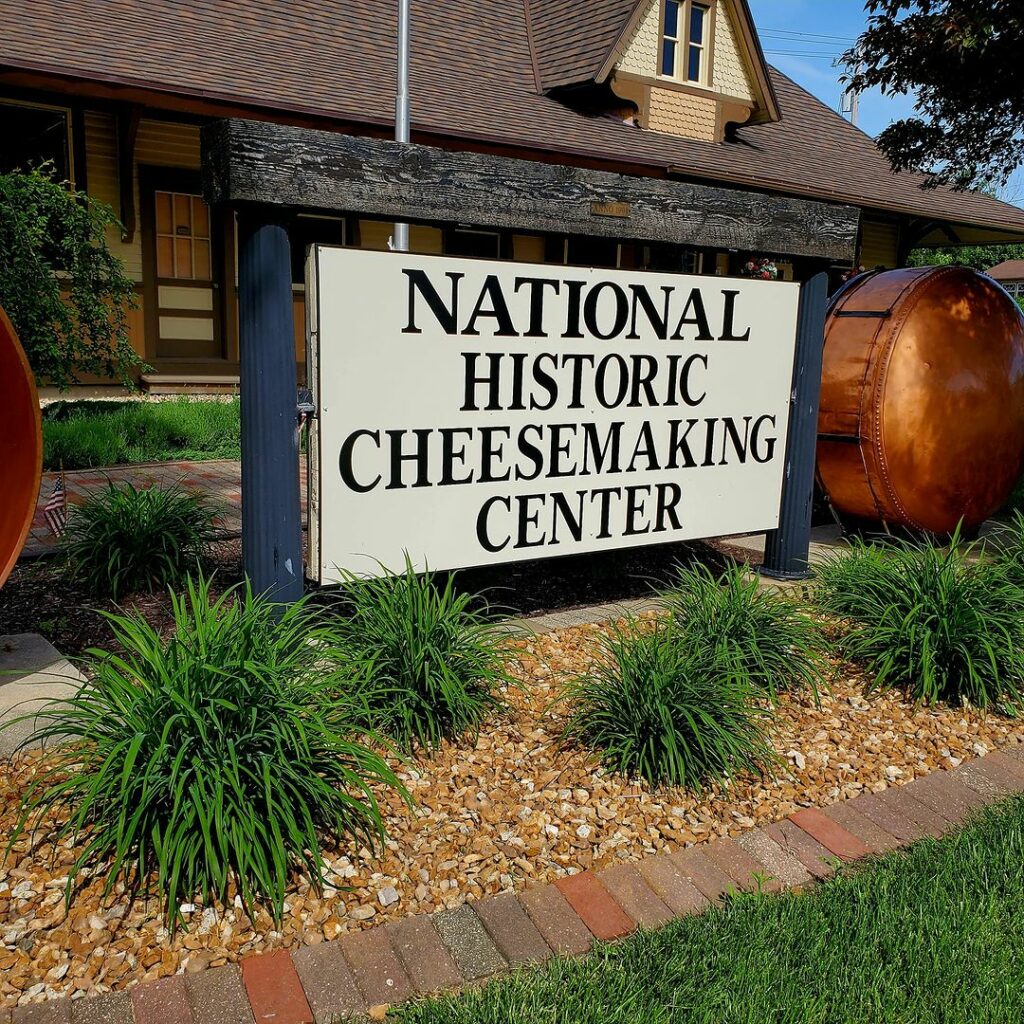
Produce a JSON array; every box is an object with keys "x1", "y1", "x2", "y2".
[{"x1": 746, "y1": 0, "x2": 1024, "y2": 205}]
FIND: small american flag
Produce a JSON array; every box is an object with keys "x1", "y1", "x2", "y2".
[{"x1": 43, "y1": 471, "x2": 68, "y2": 538}]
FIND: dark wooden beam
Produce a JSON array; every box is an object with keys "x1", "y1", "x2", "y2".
[
  {"x1": 201, "y1": 119, "x2": 861, "y2": 262},
  {"x1": 116, "y1": 105, "x2": 141, "y2": 243}
]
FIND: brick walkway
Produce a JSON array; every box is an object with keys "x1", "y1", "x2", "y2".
[
  {"x1": 9, "y1": 745, "x2": 1024, "y2": 1023},
  {"x1": 23, "y1": 461, "x2": 307, "y2": 558}
]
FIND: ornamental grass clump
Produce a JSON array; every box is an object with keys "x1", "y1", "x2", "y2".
[
  {"x1": 64, "y1": 481, "x2": 219, "y2": 599},
  {"x1": 561, "y1": 617, "x2": 777, "y2": 790},
  {"x1": 815, "y1": 532, "x2": 1024, "y2": 710},
  {"x1": 659, "y1": 563, "x2": 829, "y2": 703},
  {"x1": 7, "y1": 575, "x2": 405, "y2": 928},
  {"x1": 326, "y1": 560, "x2": 514, "y2": 752},
  {"x1": 995, "y1": 510, "x2": 1024, "y2": 587}
]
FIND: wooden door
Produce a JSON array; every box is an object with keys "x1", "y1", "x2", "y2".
[{"x1": 144, "y1": 175, "x2": 223, "y2": 362}]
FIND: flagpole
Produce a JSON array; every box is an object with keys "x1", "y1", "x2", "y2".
[{"x1": 392, "y1": 0, "x2": 411, "y2": 252}]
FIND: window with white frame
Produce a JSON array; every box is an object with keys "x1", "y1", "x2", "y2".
[{"x1": 661, "y1": 1, "x2": 711, "y2": 85}]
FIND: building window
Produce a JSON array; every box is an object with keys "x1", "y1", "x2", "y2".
[
  {"x1": 444, "y1": 227, "x2": 503, "y2": 260},
  {"x1": 546, "y1": 236, "x2": 621, "y2": 269},
  {"x1": 661, "y1": 1, "x2": 710, "y2": 85},
  {"x1": 290, "y1": 214, "x2": 348, "y2": 283},
  {"x1": 0, "y1": 99, "x2": 74, "y2": 185},
  {"x1": 644, "y1": 243, "x2": 705, "y2": 274}
]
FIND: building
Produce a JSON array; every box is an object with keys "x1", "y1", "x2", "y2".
[
  {"x1": 4, "y1": 0, "x2": 1024, "y2": 389},
  {"x1": 987, "y1": 261, "x2": 1024, "y2": 299}
]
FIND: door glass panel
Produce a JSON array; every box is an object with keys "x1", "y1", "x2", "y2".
[
  {"x1": 194, "y1": 239, "x2": 211, "y2": 280},
  {"x1": 192, "y1": 197, "x2": 210, "y2": 238},
  {"x1": 155, "y1": 192, "x2": 173, "y2": 234},
  {"x1": 173, "y1": 194, "x2": 192, "y2": 233},
  {"x1": 156, "y1": 236, "x2": 174, "y2": 277},
  {"x1": 174, "y1": 237, "x2": 193, "y2": 279},
  {"x1": 154, "y1": 190, "x2": 213, "y2": 281}
]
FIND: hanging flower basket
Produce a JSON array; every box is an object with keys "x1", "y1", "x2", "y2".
[{"x1": 741, "y1": 257, "x2": 779, "y2": 281}]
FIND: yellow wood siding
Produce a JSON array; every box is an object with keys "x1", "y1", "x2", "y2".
[
  {"x1": 135, "y1": 120, "x2": 201, "y2": 169},
  {"x1": 83, "y1": 111, "x2": 141, "y2": 280},
  {"x1": 513, "y1": 234, "x2": 546, "y2": 262},
  {"x1": 648, "y1": 87, "x2": 717, "y2": 140},
  {"x1": 82, "y1": 113, "x2": 202, "y2": 283},
  {"x1": 617, "y1": 0, "x2": 661, "y2": 77},
  {"x1": 714, "y1": 3, "x2": 755, "y2": 101},
  {"x1": 357, "y1": 219, "x2": 443, "y2": 253},
  {"x1": 860, "y1": 218, "x2": 901, "y2": 269},
  {"x1": 617, "y1": 0, "x2": 754, "y2": 100}
]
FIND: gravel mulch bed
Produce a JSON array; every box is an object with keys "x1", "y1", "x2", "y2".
[{"x1": 2, "y1": 618, "x2": 1023, "y2": 1010}]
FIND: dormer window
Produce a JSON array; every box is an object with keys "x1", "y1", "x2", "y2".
[{"x1": 661, "y1": 1, "x2": 711, "y2": 85}]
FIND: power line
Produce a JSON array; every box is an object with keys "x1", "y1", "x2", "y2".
[
  {"x1": 760, "y1": 28, "x2": 856, "y2": 44},
  {"x1": 763, "y1": 49, "x2": 845, "y2": 60}
]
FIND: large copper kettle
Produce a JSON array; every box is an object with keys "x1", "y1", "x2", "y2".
[
  {"x1": 817, "y1": 266, "x2": 1024, "y2": 533},
  {"x1": 0, "y1": 306, "x2": 42, "y2": 586}
]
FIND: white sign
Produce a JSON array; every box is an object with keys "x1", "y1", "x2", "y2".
[{"x1": 307, "y1": 248, "x2": 800, "y2": 582}]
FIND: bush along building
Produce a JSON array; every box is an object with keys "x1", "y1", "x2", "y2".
[{"x1": 4, "y1": 0, "x2": 1024, "y2": 390}]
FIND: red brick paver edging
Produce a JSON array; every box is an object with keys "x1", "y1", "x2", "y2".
[{"x1": 13, "y1": 747, "x2": 1024, "y2": 1023}]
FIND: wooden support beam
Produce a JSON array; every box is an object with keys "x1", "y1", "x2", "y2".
[
  {"x1": 115, "y1": 105, "x2": 141, "y2": 243},
  {"x1": 201, "y1": 119, "x2": 860, "y2": 262}
]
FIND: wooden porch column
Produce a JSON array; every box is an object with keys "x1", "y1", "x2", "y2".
[
  {"x1": 760, "y1": 271, "x2": 829, "y2": 579},
  {"x1": 237, "y1": 215, "x2": 303, "y2": 602}
]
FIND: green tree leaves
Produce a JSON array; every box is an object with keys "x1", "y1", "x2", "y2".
[{"x1": 0, "y1": 168, "x2": 141, "y2": 387}]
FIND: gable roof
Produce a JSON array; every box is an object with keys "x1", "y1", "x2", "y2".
[
  {"x1": 594, "y1": 0, "x2": 780, "y2": 122},
  {"x1": 988, "y1": 261, "x2": 1024, "y2": 281},
  {"x1": 528, "y1": 0, "x2": 640, "y2": 90},
  {"x1": 2, "y1": 0, "x2": 1024, "y2": 240}
]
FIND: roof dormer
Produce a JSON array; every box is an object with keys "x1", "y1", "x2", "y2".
[{"x1": 601, "y1": 0, "x2": 780, "y2": 141}]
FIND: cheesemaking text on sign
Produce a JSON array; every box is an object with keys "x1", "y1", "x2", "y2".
[{"x1": 307, "y1": 248, "x2": 800, "y2": 582}]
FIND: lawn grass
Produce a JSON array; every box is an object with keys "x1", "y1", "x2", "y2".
[
  {"x1": 395, "y1": 796, "x2": 1024, "y2": 1024},
  {"x1": 42, "y1": 398, "x2": 240, "y2": 469}
]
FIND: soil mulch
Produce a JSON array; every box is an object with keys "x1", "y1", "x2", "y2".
[
  {"x1": 2, "y1": 617, "x2": 1022, "y2": 1010},
  {"x1": 0, "y1": 541, "x2": 245, "y2": 657},
  {"x1": 1, "y1": 539, "x2": 721, "y2": 657}
]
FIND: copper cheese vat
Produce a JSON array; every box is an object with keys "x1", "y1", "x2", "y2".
[
  {"x1": 817, "y1": 266, "x2": 1024, "y2": 533},
  {"x1": 0, "y1": 305, "x2": 42, "y2": 587}
]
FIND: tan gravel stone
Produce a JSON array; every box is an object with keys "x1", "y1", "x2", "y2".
[{"x1": 3, "y1": 615, "x2": 1024, "y2": 1011}]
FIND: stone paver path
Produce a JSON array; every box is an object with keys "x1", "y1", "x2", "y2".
[
  {"x1": 10, "y1": 744, "x2": 1024, "y2": 1023},
  {"x1": 23, "y1": 461, "x2": 308, "y2": 559}
]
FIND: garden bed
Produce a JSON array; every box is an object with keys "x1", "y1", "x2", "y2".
[
  {"x1": 2, "y1": 616, "x2": 1022, "y2": 1009},
  {"x1": 0, "y1": 539, "x2": 245, "y2": 656}
]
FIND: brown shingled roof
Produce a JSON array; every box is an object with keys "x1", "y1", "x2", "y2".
[
  {"x1": 528, "y1": 0, "x2": 641, "y2": 90},
  {"x1": 2, "y1": 0, "x2": 1024, "y2": 237},
  {"x1": 987, "y1": 260, "x2": 1024, "y2": 281}
]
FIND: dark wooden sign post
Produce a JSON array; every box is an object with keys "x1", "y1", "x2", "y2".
[
  {"x1": 236, "y1": 217, "x2": 305, "y2": 603},
  {"x1": 761, "y1": 271, "x2": 829, "y2": 580},
  {"x1": 204, "y1": 119, "x2": 855, "y2": 599}
]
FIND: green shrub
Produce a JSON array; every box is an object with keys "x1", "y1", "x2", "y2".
[
  {"x1": 660, "y1": 563, "x2": 828, "y2": 703},
  {"x1": 815, "y1": 533, "x2": 1024, "y2": 709},
  {"x1": 65, "y1": 481, "x2": 219, "y2": 599},
  {"x1": 43, "y1": 398, "x2": 241, "y2": 470},
  {"x1": 7, "y1": 576, "x2": 405, "y2": 927},
  {"x1": 0, "y1": 167, "x2": 140, "y2": 386},
  {"x1": 327, "y1": 560, "x2": 513, "y2": 752},
  {"x1": 995, "y1": 510, "x2": 1024, "y2": 582},
  {"x1": 561, "y1": 617, "x2": 777, "y2": 789}
]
